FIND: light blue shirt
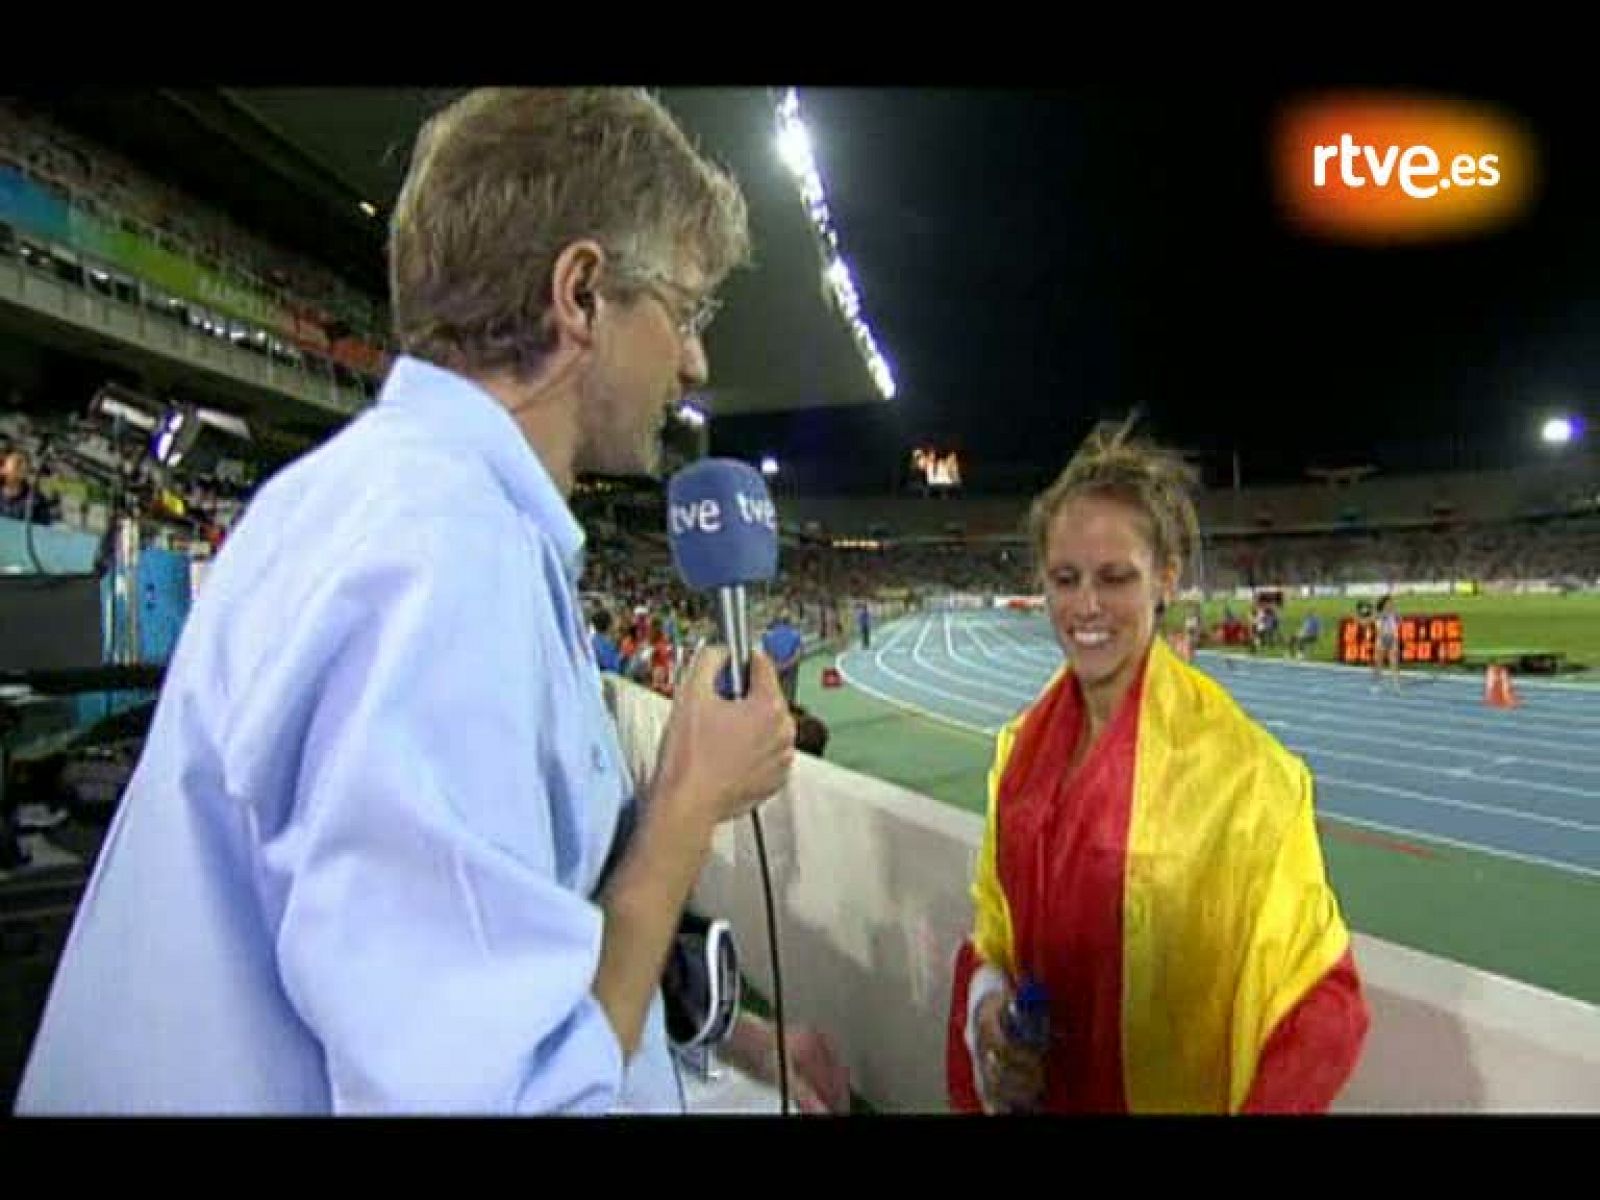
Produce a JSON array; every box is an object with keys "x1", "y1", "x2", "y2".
[{"x1": 16, "y1": 356, "x2": 682, "y2": 1115}]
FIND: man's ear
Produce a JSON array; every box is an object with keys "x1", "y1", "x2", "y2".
[{"x1": 549, "y1": 239, "x2": 607, "y2": 346}]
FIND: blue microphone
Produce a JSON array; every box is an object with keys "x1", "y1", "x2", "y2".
[{"x1": 666, "y1": 458, "x2": 780, "y2": 698}]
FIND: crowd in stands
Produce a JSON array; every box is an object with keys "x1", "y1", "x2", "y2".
[
  {"x1": 575, "y1": 514, "x2": 927, "y2": 700},
  {"x1": 0, "y1": 101, "x2": 388, "y2": 363},
  {"x1": 0, "y1": 409, "x2": 245, "y2": 553},
  {"x1": 783, "y1": 539, "x2": 1030, "y2": 598},
  {"x1": 1195, "y1": 465, "x2": 1598, "y2": 531},
  {"x1": 574, "y1": 506, "x2": 1597, "y2": 703},
  {"x1": 4, "y1": 404, "x2": 1595, "y2": 708},
  {"x1": 6, "y1": 411, "x2": 1595, "y2": 604},
  {"x1": 1210, "y1": 519, "x2": 1600, "y2": 590}
]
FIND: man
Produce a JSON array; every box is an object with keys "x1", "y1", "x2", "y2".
[
  {"x1": 1183, "y1": 602, "x2": 1204, "y2": 649},
  {"x1": 646, "y1": 616, "x2": 675, "y2": 695},
  {"x1": 0, "y1": 447, "x2": 54, "y2": 525},
  {"x1": 17, "y1": 89, "x2": 798, "y2": 1115},
  {"x1": 761, "y1": 611, "x2": 804, "y2": 708},
  {"x1": 1294, "y1": 610, "x2": 1322, "y2": 660},
  {"x1": 591, "y1": 608, "x2": 623, "y2": 675},
  {"x1": 857, "y1": 601, "x2": 872, "y2": 650}
]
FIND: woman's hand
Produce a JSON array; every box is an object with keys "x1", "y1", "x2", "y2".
[{"x1": 974, "y1": 989, "x2": 1047, "y2": 1113}]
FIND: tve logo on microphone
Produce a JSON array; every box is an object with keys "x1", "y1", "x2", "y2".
[
  {"x1": 667, "y1": 490, "x2": 777, "y2": 536},
  {"x1": 666, "y1": 459, "x2": 779, "y2": 591},
  {"x1": 1273, "y1": 92, "x2": 1538, "y2": 243}
]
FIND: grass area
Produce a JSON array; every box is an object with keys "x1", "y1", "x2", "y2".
[
  {"x1": 798, "y1": 669, "x2": 992, "y2": 814},
  {"x1": 1319, "y1": 827, "x2": 1600, "y2": 1003},
  {"x1": 1179, "y1": 591, "x2": 1600, "y2": 672}
]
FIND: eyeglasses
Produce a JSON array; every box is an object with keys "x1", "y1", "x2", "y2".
[{"x1": 622, "y1": 269, "x2": 722, "y2": 341}]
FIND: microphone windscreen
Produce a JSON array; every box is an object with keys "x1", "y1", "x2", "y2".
[{"x1": 666, "y1": 458, "x2": 779, "y2": 591}]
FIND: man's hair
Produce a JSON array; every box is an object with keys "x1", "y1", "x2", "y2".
[
  {"x1": 592, "y1": 609, "x2": 613, "y2": 635},
  {"x1": 389, "y1": 88, "x2": 751, "y2": 379},
  {"x1": 1028, "y1": 416, "x2": 1199, "y2": 582}
]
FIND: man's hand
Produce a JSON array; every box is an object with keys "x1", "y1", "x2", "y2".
[
  {"x1": 724, "y1": 1014, "x2": 853, "y2": 1114},
  {"x1": 650, "y1": 646, "x2": 796, "y2": 829},
  {"x1": 595, "y1": 649, "x2": 792, "y2": 1062},
  {"x1": 780, "y1": 1025, "x2": 852, "y2": 1114}
]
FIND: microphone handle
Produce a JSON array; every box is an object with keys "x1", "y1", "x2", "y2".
[{"x1": 715, "y1": 584, "x2": 751, "y2": 698}]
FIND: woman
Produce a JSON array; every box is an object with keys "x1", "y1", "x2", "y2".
[
  {"x1": 1373, "y1": 595, "x2": 1402, "y2": 692},
  {"x1": 945, "y1": 421, "x2": 1368, "y2": 1114},
  {"x1": 1182, "y1": 603, "x2": 1204, "y2": 652},
  {"x1": 648, "y1": 618, "x2": 676, "y2": 695}
]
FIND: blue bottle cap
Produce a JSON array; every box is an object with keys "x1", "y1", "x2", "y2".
[{"x1": 1014, "y1": 978, "x2": 1049, "y2": 1015}]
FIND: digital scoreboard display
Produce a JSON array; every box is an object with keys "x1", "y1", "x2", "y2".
[
  {"x1": 1337, "y1": 613, "x2": 1464, "y2": 665},
  {"x1": 910, "y1": 447, "x2": 962, "y2": 489}
]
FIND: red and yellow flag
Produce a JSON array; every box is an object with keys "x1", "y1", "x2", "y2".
[{"x1": 947, "y1": 637, "x2": 1368, "y2": 1113}]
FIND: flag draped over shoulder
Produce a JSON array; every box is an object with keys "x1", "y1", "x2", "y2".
[{"x1": 947, "y1": 636, "x2": 1368, "y2": 1113}]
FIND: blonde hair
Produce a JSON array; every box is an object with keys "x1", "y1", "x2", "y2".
[
  {"x1": 389, "y1": 88, "x2": 750, "y2": 378},
  {"x1": 1028, "y1": 417, "x2": 1200, "y2": 581}
]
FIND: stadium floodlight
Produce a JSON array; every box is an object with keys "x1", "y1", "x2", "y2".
[
  {"x1": 776, "y1": 118, "x2": 815, "y2": 181},
  {"x1": 152, "y1": 408, "x2": 193, "y2": 468},
  {"x1": 773, "y1": 87, "x2": 898, "y2": 402},
  {"x1": 150, "y1": 404, "x2": 252, "y2": 472},
  {"x1": 359, "y1": 200, "x2": 378, "y2": 217},
  {"x1": 196, "y1": 407, "x2": 252, "y2": 441},
  {"x1": 760, "y1": 456, "x2": 780, "y2": 477},
  {"x1": 1541, "y1": 416, "x2": 1575, "y2": 445},
  {"x1": 89, "y1": 382, "x2": 162, "y2": 432}
]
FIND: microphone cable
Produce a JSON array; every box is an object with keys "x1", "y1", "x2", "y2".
[
  {"x1": 705, "y1": 633, "x2": 791, "y2": 1115},
  {"x1": 749, "y1": 808, "x2": 788, "y2": 1116}
]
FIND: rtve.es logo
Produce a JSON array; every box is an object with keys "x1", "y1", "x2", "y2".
[
  {"x1": 1314, "y1": 132, "x2": 1500, "y2": 197},
  {"x1": 1273, "y1": 93, "x2": 1538, "y2": 243}
]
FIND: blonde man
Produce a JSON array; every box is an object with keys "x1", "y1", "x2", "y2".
[{"x1": 20, "y1": 90, "x2": 798, "y2": 1115}]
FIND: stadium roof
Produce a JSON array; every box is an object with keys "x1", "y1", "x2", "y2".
[{"x1": 41, "y1": 88, "x2": 889, "y2": 419}]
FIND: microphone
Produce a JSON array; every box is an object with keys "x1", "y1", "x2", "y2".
[
  {"x1": 666, "y1": 458, "x2": 779, "y2": 698},
  {"x1": 665, "y1": 457, "x2": 792, "y2": 1115}
]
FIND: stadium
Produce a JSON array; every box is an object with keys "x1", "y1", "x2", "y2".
[{"x1": 0, "y1": 88, "x2": 1596, "y2": 1113}]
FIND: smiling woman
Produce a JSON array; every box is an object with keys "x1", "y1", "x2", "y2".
[
  {"x1": 946, "y1": 418, "x2": 1371, "y2": 1114},
  {"x1": 1029, "y1": 420, "x2": 1198, "y2": 742}
]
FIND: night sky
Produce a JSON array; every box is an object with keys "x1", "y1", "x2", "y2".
[{"x1": 710, "y1": 84, "x2": 1600, "y2": 495}]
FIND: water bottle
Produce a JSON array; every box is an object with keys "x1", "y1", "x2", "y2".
[{"x1": 999, "y1": 977, "x2": 1050, "y2": 1112}]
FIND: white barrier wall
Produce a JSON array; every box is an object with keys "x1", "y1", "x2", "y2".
[{"x1": 606, "y1": 678, "x2": 1600, "y2": 1112}]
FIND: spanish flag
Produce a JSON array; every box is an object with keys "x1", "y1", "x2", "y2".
[{"x1": 946, "y1": 636, "x2": 1369, "y2": 1113}]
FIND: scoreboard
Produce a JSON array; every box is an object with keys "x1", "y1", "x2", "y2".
[
  {"x1": 910, "y1": 447, "x2": 962, "y2": 489},
  {"x1": 1337, "y1": 613, "x2": 1465, "y2": 665}
]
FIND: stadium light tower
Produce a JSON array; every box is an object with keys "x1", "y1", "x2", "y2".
[
  {"x1": 761, "y1": 456, "x2": 780, "y2": 478},
  {"x1": 1541, "y1": 415, "x2": 1580, "y2": 446}
]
